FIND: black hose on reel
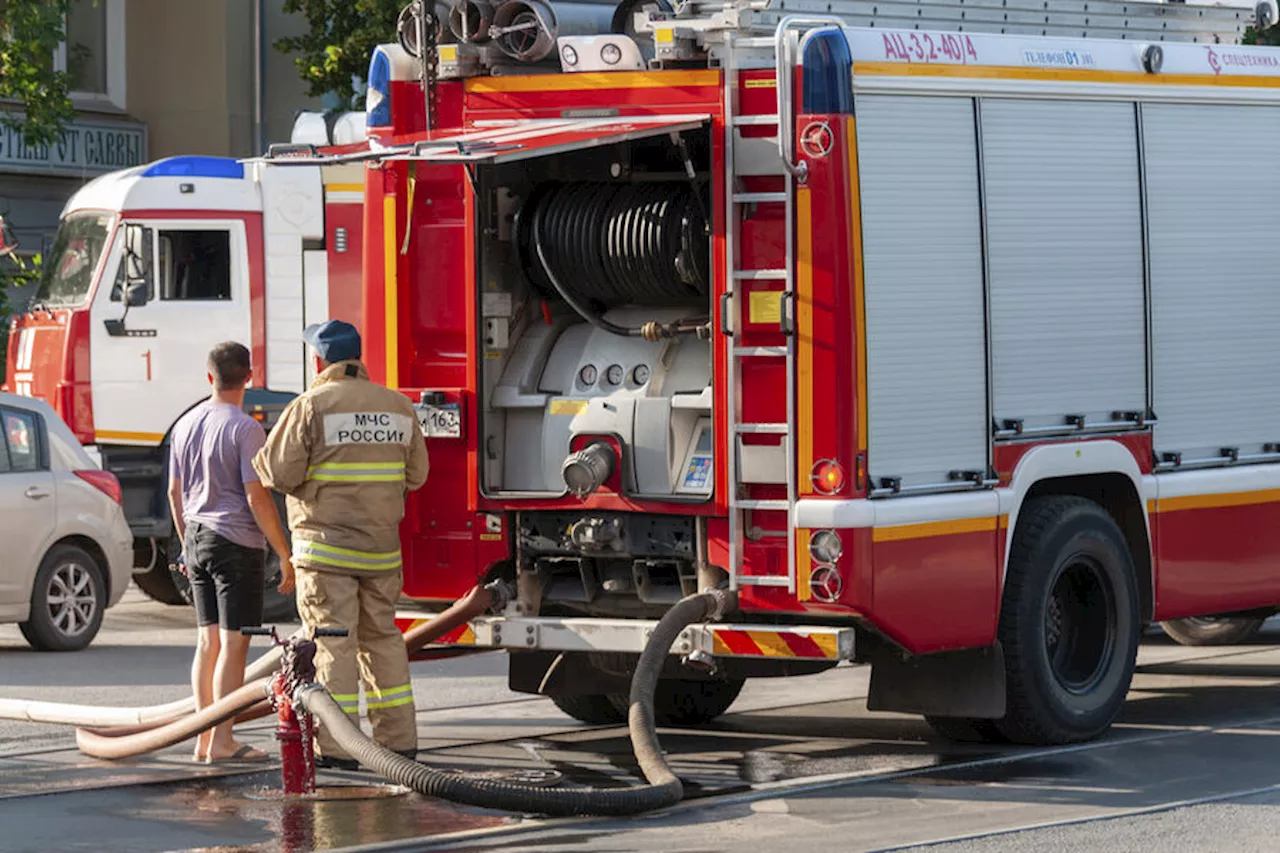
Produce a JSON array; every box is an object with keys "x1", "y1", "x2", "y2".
[{"x1": 520, "y1": 182, "x2": 710, "y2": 339}]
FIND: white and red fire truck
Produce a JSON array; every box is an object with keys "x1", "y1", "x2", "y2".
[
  {"x1": 254, "y1": 0, "x2": 1280, "y2": 744},
  {"x1": 2, "y1": 137, "x2": 367, "y2": 615}
]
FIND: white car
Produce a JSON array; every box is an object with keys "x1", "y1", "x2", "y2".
[{"x1": 0, "y1": 391, "x2": 132, "y2": 650}]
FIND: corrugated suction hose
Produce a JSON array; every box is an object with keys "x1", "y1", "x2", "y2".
[{"x1": 300, "y1": 588, "x2": 737, "y2": 816}]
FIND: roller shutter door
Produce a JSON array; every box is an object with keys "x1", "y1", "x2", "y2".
[
  {"x1": 1144, "y1": 103, "x2": 1280, "y2": 461},
  {"x1": 981, "y1": 99, "x2": 1146, "y2": 432},
  {"x1": 857, "y1": 95, "x2": 988, "y2": 490}
]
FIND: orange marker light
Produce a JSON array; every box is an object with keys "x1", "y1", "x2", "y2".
[{"x1": 810, "y1": 459, "x2": 845, "y2": 495}]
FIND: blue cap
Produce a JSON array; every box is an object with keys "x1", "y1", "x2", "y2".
[{"x1": 303, "y1": 320, "x2": 362, "y2": 364}]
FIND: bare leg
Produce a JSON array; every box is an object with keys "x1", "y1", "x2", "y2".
[
  {"x1": 191, "y1": 624, "x2": 220, "y2": 761},
  {"x1": 207, "y1": 629, "x2": 266, "y2": 760}
]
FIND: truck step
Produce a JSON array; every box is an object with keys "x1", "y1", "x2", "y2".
[
  {"x1": 734, "y1": 346, "x2": 788, "y2": 357},
  {"x1": 733, "y1": 191, "x2": 786, "y2": 205},
  {"x1": 733, "y1": 268, "x2": 787, "y2": 280},
  {"x1": 736, "y1": 575, "x2": 792, "y2": 587},
  {"x1": 733, "y1": 114, "x2": 778, "y2": 127},
  {"x1": 734, "y1": 499, "x2": 790, "y2": 511},
  {"x1": 736, "y1": 423, "x2": 788, "y2": 434}
]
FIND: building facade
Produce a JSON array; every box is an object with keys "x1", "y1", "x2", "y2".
[{"x1": 0, "y1": 0, "x2": 322, "y2": 300}]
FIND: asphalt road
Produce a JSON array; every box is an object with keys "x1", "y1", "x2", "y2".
[{"x1": 4, "y1": 587, "x2": 1280, "y2": 853}]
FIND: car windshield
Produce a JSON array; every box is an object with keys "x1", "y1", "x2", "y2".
[{"x1": 32, "y1": 213, "x2": 113, "y2": 308}]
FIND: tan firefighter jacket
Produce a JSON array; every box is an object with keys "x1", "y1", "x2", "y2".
[{"x1": 252, "y1": 360, "x2": 428, "y2": 574}]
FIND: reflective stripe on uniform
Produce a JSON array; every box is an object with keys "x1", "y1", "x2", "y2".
[
  {"x1": 330, "y1": 691, "x2": 361, "y2": 715},
  {"x1": 293, "y1": 540, "x2": 403, "y2": 571},
  {"x1": 306, "y1": 461, "x2": 406, "y2": 483},
  {"x1": 366, "y1": 683, "x2": 414, "y2": 711}
]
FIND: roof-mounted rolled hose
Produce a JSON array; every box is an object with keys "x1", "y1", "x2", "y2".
[{"x1": 300, "y1": 588, "x2": 738, "y2": 816}]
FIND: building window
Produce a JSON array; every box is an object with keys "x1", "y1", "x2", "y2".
[
  {"x1": 54, "y1": 0, "x2": 125, "y2": 109},
  {"x1": 65, "y1": 0, "x2": 107, "y2": 95}
]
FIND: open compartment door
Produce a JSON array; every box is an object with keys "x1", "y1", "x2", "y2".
[{"x1": 386, "y1": 114, "x2": 711, "y2": 164}]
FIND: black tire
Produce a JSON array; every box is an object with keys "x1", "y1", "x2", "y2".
[
  {"x1": 925, "y1": 716, "x2": 1006, "y2": 744},
  {"x1": 651, "y1": 678, "x2": 745, "y2": 726},
  {"x1": 132, "y1": 554, "x2": 186, "y2": 605},
  {"x1": 19, "y1": 544, "x2": 107, "y2": 652},
  {"x1": 552, "y1": 679, "x2": 745, "y2": 727},
  {"x1": 551, "y1": 694, "x2": 629, "y2": 725},
  {"x1": 1159, "y1": 615, "x2": 1268, "y2": 647},
  {"x1": 995, "y1": 496, "x2": 1140, "y2": 746}
]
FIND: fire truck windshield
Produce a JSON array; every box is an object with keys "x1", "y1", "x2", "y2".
[{"x1": 33, "y1": 213, "x2": 113, "y2": 308}]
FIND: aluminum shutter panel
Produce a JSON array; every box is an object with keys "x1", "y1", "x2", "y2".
[
  {"x1": 857, "y1": 95, "x2": 988, "y2": 489},
  {"x1": 1144, "y1": 103, "x2": 1280, "y2": 460},
  {"x1": 981, "y1": 100, "x2": 1146, "y2": 431}
]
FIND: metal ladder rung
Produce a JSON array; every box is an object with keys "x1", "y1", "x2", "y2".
[
  {"x1": 734, "y1": 499, "x2": 790, "y2": 511},
  {"x1": 736, "y1": 423, "x2": 788, "y2": 434},
  {"x1": 733, "y1": 191, "x2": 787, "y2": 204},
  {"x1": 733, "y1": 114, "x2": 778, "y2": 127},
  {"x1": 733, "y1": 268, "x2": 787, "y2": 280},
  {"x1": 734, "y1": 346, "x2": 788, "y2": 357},
  {"x1": 736, "y1": 575, "x2": 792, "y2": 587}
]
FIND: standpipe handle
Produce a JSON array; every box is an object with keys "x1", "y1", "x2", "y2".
[
  {"x1": 240, "y1": 627, "x2": 275, "y2": 636},
  {"x1": 313, "y1": 627, "x2": 350, "y2": 638}
]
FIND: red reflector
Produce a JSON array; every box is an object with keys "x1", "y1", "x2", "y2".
[
  {"x1": 810, "y1": 459, "x2": 845, "y2": 495},
  {"x1": 75, "y1": 469, "x2": 123, "y2": 505}
]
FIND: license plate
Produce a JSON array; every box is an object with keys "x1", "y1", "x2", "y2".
[{"x1": 414, "y1": 402, "x2": 461, "y2": 438}]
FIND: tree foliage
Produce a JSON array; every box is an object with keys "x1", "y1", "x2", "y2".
[
  {"x1": 0, "y1": 0, "x2": 76, "y2": 147},
  {"x1": 1242, "y1": 24, "x2": 1280, "y2": 46},
  {"x1": 274, "y1": 0, "x2": 404, "y2": 109}
]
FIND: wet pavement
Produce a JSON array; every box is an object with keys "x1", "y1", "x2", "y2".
[{"x1": 4, "y1": 593, "x2": 1280, "y2": 852}]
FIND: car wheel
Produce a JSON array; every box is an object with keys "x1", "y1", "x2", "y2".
[{"x1": 19, "y1": 544, "x2": 107, "y2": 652}]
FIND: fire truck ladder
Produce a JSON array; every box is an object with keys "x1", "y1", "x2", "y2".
[{"x1": 722, "y1": 18, "x2": 843, "y2": 594}]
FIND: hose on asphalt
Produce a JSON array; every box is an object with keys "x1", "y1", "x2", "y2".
[
  {"x1": 54, "y1": 582, "x2": 505, "y2": 745},
  {"x1": 0, "y1": 643, "x2": 287, "y2": 728},
  {"x1": 75, "y1": 678, "x2": 271, "y2": 760},
  {"x1": 299, "y1": 588, "x2": 737, "y2": 816}
]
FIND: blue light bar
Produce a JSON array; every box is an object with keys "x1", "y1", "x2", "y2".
[{"x1": 141, "y1": 156, "x2": 245, "y2": 179}]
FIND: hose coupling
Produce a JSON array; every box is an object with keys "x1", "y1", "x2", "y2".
[
  {"x1": 292, "y1": 682, "x2": 327, "y2": 710},
  {"x1": 703, "y1": 588, "x2": 739, "y2": 622},
  {"x1": 483, "y1": 578, "x2": 516, "y2": 613},
  {"x1": 561, "y1": 441, "x2": 617, "y2": 498}
]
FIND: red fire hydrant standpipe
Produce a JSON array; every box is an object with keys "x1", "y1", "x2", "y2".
[{"x1": 242, "y1": 625, "x2": 350, "y2": 797}]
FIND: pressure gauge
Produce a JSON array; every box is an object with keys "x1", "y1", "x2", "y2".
[
  {"x1": 605, "y1": 364, "x2": 624, "y2": 386},
  {"x1": 578, "y1": 364, "x2": 598, "y2": 387},
  {"x1": 632, "y1": 364, "x2": 650, "y2": 385}
]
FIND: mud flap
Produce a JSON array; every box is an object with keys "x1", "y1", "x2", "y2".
[{"x1": 867, "y1": 643, "x2": 1006, "y2": 719}]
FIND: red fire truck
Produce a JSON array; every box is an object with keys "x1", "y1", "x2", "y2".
[
  {"x1": 2, "y1": 141, "x2": 366, "y2": 616},
  {"x1": 277, "y1": 0, "x2": 1280, "y2": 745}
]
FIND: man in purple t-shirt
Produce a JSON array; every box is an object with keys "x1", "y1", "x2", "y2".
[{"x1": 168, "y1": 342, "x2": 294, "y2": 763}]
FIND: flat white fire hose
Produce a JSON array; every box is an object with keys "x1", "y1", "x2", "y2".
[{"x1": 0, "y1": 642, "x2": 287, "y2": 727}]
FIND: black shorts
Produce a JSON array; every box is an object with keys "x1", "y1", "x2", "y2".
[{"x1": 185, "y1": 521, "x2": 266, "y2": 631}]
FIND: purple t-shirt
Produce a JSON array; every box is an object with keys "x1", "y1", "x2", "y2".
[{"x1": 169, "y1": 401, "x2": 267, "y2": 550}]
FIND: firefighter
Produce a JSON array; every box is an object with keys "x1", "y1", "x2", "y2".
[{"x1": 253, "y1": 319, "x2": 429, "y2": 769}]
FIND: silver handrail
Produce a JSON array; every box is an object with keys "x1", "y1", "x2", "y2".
[{"x1": 774, "y1": 15, "x2": 849, "y2": 178}]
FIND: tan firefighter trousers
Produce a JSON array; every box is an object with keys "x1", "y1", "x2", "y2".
[{"x1": 295, "y1": 567, "x2": 417, "y2": 759}]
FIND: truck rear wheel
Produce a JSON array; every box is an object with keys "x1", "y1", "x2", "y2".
[
  {"x1": 995, "y1": 496, "x2": 1140, "y2": 745},
  {"x1": 131, "y1": 538, "x2": 186, "y2": 605},
  {"x1": 551, "y1": 679, "x2": 746, "y2": 727},
  {"x1": 1159, "y1": 615, "x2": 1269, "y2": 646}
]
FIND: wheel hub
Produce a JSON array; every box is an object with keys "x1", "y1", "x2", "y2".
[
  {"x1": 1045, "y1": 557, "x2": 1116, "y2": 694},
  {"x1": 47, "y1": 561, "x2": 96, "y2": 638}
]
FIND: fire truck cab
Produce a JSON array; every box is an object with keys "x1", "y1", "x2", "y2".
[
  {"x1": 268, "y1": 0, "x2": 1280, "y2": 745},
  {"x1": 3, "y1": 146, "x2": 366, "y2": 613}
]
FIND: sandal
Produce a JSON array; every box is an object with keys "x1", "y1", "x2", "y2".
[{"x1": 206, "y1": 744, "x2": 271, "y2": 763}]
